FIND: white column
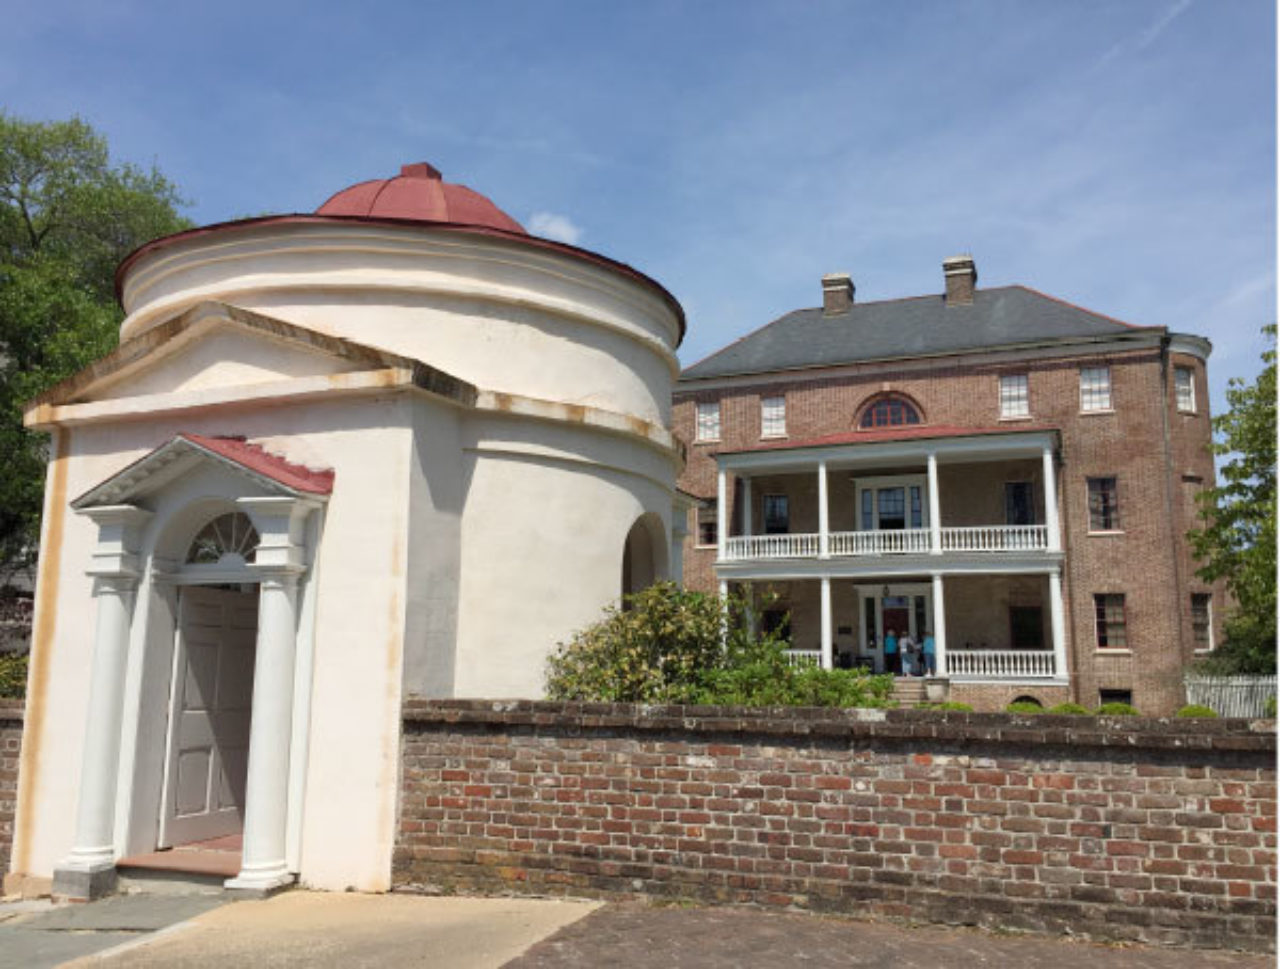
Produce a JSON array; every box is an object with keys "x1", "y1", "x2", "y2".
[
  {"x1": 227, "y1": 572, "x2": 300, "y2": 892},
  {"x1": 927, "y1": 451, "x2": 942, "y2": 555},
  {"x1": 228, "y1": 495, "x2": 317, "y2": 892},
  {"x1": 716, "y1": 466, "x2": 728, "y2": 561},
  {"x1": 741, "y1": 477, "x2": 752, "y2": 539},
  {"x1": 817, "y1": 460, "x2": 830, "y2": 558},
  {"x1": 931, "y1": 573, "x2": 948, "y2": 678},
  {"x1": 54, "y1": 505, "x2": 151, "y2": 900},
  {"x1": 1048, "y1": 568, "x2": 1068, "y2": 681},
  {"x1": 820, "y1": 577, "x2": 833, "y2": 670},
  {"x1": 1043, "y1": 445, "x2": 1061, "y2": 553}
]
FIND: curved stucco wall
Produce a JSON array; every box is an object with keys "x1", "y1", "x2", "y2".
[{"x1": 119, "y1": 222, "x2": 681, "y2": 424}]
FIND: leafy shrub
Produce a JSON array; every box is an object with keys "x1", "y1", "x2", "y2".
[
  {"x1": 1047, "y1": 703, "x2": 1091, "y2": 715},
  {"x1": 0, "y1": 651, "x2": 27, "y2": 698},
  {"x1": 1006, "y1": 701, "x2": 1044, "y2": 714},
  {"x1": 917, "y1": 701, "x2": 973, "y2": 712},
  {"x1": 546, "y1": 583, "x2": 894, "y2": 708},
  {"x1": 1266, "y1": 696, "x2": 1277, "y2": 718},
  {"x1": 1095, "y1": 702, "x2": 1141, "y2": 716},
  {"x1": 1176, "y1": 704, "x2": 1218, "y2": 718}
]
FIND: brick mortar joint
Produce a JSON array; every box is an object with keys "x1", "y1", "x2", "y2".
[{"x1": 401, "y1": 699, "x2": 1276, "y2": 754}]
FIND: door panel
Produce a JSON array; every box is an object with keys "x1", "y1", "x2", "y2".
[{"x1": 160, "y1": 585, "x2": 258, "y2": 847}]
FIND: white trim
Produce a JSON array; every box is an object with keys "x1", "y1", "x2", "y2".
[{"x1": 854, "y1": 474, "x2": 929, "y2": 531}]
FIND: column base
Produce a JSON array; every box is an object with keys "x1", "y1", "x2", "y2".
[
  {"x1": 224, "y1": 865, "x2": 296, "y2": 898},
  {"x1": 52, "y1": 862, "x2": 118, "y2": 901}
]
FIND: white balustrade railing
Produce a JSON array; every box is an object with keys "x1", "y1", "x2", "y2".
[
  {"x1": 829, "y1": 529, "x2": 931, "y2": 556},
  {"x1": 721, "y1": 525, "x2": 1050, "y2": 561},
  {"x1": 941, "y1": 525, "x2": 1048, "y2": 553},
  {"x1": 945, "y1": 650, "x2": 1057, "y2": 678},
  {"x1": 723, "y1": 533, "x2": 819, "y2": 561},
  {"x1": 784, "y1": 650, "x2": 822, "y2": 668}
]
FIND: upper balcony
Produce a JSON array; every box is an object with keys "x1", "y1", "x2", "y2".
[{"x1": 709, "y1": 425, "x2": 1063, "y2": 577}]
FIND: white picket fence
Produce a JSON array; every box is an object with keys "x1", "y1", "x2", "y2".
[{"x1": 1184, "y1": 675, "x2": 1277, "y2": 717}]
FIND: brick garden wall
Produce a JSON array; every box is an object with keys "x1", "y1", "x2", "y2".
[
  {"x1": 0, "y1": 700, "x2": 23, "y2": 877},
  {"x1": 396, "y1": 700, "x2": 1277, "y2": 952}
]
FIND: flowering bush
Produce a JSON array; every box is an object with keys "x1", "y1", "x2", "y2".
[{"x1": 546, "y1": 583, "x2": 893, "y2": 708}]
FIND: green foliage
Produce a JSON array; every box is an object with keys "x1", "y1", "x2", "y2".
[
  {"x1": 1095, "y1": 702, "x2": 1141, "y2": 716},
  {"x1": 546, "y1": 582, "x2": 894, "y2": 708},
  {"x1": 0, "y1": 112, "x2": 191, "y2": 572},
  {"x1": 1265, "y1": 696, "x2": 1276, "y2": 718},
  {"x1": 1189, "y1": 326, "x2": 1277, "y2": 675},
  {"x1": 1047, "y1": 703, "x2": 1092, "y2": 715},
  {"x1": 1175, "y1": 704, "x2": 1218, "y2": 718},
  {"x1": 0, "y1": 652, "x2": 26, "y2": 698},
  {"x1": 1005, "y1": 701, "x2": 1044, "y2": 714},
  {"x1": 917, "y1": 701, "x2": 973, "y2": 712}
]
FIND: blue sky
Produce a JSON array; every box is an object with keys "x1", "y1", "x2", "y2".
[{"x1": 2, "y1": 0, "x2": 1274, "y2": 412}]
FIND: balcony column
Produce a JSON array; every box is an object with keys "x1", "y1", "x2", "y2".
[
  {"x1": 927, "y1": 451, "x2": 942, "y2": 555},
  {"x1": 716, "y1": 465, "x2": 728, "y2": 561},
  {"x1": 1043, "y1": 446, "x2": 1061, "y2": 553},
  {"x1": 820, "y1": 576, "x2": 833, "y2": 670},
  {"x1": 1048, "y1": 568, "x2": 1068, "y2": 680},
  {"x1": 741, "y1": 477, "x2": 752, "y2": 539},
  {"x1": 818, "y1": 460, "x2": 830, "y2": 558},
  {"x1": 931, "y1": 573, "x2": 948, "y2": 678}
]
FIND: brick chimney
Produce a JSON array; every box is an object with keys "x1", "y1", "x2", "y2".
[
  {"x1": 943, "y1": 255, "x2": 977, "y2": 306},
  {"x1": 822, "y1": 273, "x2": 854, "y2": 315}
]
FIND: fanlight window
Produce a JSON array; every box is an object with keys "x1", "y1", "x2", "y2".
[
  {"x1": 860, "y1": 396, "x2": 921, "y2": 429},
  {"x1": 186, "y1": 512, "x2": 260, "y2": 565}
]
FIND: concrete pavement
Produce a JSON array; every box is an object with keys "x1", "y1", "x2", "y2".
[{"x1": 0, "y1": 891, "x2": 1269, "y2": 968}]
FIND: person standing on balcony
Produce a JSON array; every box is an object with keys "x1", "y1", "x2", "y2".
[
  {"x1": 884, "y1": 629, "x2": 900, "y2": 675},
  {"x1": 922, "y1": 630, "x2": 936, "y2": 677},
  {"x1": 900, "y1": 631, "x2": 917, "y2": 676}
]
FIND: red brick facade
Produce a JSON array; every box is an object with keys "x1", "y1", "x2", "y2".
[
  {"x1": 395, "y1": 700, "x2": 1276, "y2": 952},
  {"x1": 0, "y1": 700, "x2": 22, "y2": 878},
  {"x1": 674, "y1": 325, "x2": 1222, "y2": 715}
]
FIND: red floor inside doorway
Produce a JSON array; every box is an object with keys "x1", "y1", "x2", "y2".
[{"x1": 117, "y1": 833, "x2": 242, "y2": 878}]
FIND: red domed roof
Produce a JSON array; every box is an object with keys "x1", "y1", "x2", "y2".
[{"x1": 316, "y1": 162, "x2": 526, "y2": 234}]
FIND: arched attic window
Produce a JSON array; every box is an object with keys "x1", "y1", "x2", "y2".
[
  {"x1": 187, "y1": 512, "x2": 260, "y2": 565},
  {"x1": 859, "y1": 395, "x2": 922, "y2": 429}
]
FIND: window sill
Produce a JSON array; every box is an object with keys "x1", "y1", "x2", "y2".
[
  {"x1": 998, "y1": 414, "x2": 1033, "y2": 422},
  {"x1": 1193, "y1": 647, "x2": 1215, "y2": 654},
  {"x1": 1079, "y1": 409, "x2": 1116, "y2": 416},
  {"x1": 693, "y1": 439, "x2": 721, "y2": 446},
  {"x1": 1177, "y1": 408, "x2": 1197, "y2": 416},
  {"x1": 760, "y1": 433, "x2": 788, "y2": 440},
  {"x1": 1095, "y1": 648, "x2": 1132, "y2": 655},
  {"x1": 694, "y1": 544, "x2": 717, "y2": 551},
  {"x1": 1087, "y1": 530, "x2": 1125, "y2": 537}
]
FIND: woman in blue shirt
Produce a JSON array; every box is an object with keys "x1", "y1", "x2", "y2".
[{"x1": 884, "y1": 628, "x2": 899, "y2": 675}]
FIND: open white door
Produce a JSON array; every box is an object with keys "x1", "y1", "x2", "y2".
[{"x1": 159, "y1": 585, "x2": 258, "y2": 847}]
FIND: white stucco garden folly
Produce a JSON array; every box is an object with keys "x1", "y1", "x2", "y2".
[{"x1": 8, "y1": 164, "x2": 686, "y2": 897}]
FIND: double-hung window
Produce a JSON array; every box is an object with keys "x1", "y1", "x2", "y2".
[
  {"x1": 696, "y1": 507, "x2": 717, "y2": 547},
  {"x1": 696, "y1": 401, "x2": 721, "y2": 442},
  {"x1": 1175, "y1": 367, "x2": 1196, "y2": 413},
  {"x1": 999, "y1": 374, "x2": 1029, "y2": 419},
  {"x1": 1191, "y1": 593, "x2": 1212, "y2": 651},
  {"x1": 1080, "y1": 366, "x2": 1112, "y2": 412},
  {"x1": 761, "y1": 396, "x2": 786, "y2": 437},
  {"x1": 1087, "y1": 477, "x2": 1120, "y2": 531},
  {"x1": 1094, "y1": 594, "x2": 1127, "y2": 649}
]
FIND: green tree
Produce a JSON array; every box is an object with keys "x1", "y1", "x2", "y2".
[
  {"x1": 0, "y1": 113, "x2": 191, "y2": 575},
  {"x1": 1189, "y1": 325, "x2": 1277, "y2": 674}
]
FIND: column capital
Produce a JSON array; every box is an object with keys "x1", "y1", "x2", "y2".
[{"x1": 77, "y1": 504, "x2": 153, "y2": 579}]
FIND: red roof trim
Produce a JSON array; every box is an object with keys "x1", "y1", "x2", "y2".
[
  {"x1": 114, "y1": 214, "x2": 686, "y2": 343},
  {"x1": 720, "y1": 423, "x2": 1057, "y2": 455},
  {"x1": 180, "y1": 434, "x2": 334, "y2": 494}
]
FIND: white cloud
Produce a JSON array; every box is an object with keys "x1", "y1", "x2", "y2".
[{"x1": 528, "y1": 211, "x2": 583, "y2": 245}]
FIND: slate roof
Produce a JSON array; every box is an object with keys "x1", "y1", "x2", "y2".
[{"x1": 682, "y1": 285, "x2": 1159, "y2": 381}]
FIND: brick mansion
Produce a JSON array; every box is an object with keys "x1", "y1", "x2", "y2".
[{"x1": 674, "y1": 256, "x2": 1220, "y2": 714}]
